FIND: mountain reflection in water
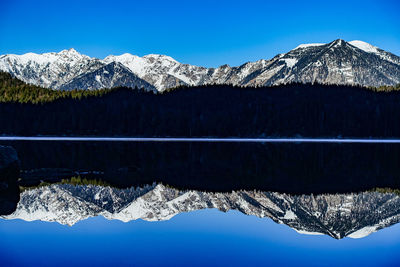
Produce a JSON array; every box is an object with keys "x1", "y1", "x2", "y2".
[{"x1": 3, "y1": 183, "x2": 400, "y2": 239}]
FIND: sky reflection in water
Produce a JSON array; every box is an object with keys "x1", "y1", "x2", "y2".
[{"x1": 1, "y1": 209, "x2": 400, "y2": 267}]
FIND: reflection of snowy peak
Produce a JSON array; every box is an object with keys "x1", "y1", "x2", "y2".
[
  {"x1": 1, "y1": 39, "x2": 399, "y2": 91},
  {"x1": 3, "y1": 184, "x2": 400, "y2": 239}
]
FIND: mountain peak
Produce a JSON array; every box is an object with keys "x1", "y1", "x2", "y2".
[
  {"x1": 334, "y1": 38, "x2": 345, "y2": 43},
  {"x1": 293, "y1": 39, "x2": 348, "y2": 51},
  {"x1": 143, "y1": 54, "x2": 178, "y2": 63},
  {"x1": 58, "y1": 48, "x2": 82, "y2": 57},
  {"x1": 330, "y1": 39, "x2": 346, "y2": 47},
  {"x1": 104, "y1": 53, "x2": 140, "y2": 61}
]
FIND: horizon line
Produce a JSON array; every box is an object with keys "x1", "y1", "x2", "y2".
[{"x1": 2, "y1": 136, "x2": 400, "y2": 143}]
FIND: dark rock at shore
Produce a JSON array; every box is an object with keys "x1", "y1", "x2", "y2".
[{"x1": 0, "y1": 145, "x2": 20, "y2": 215}]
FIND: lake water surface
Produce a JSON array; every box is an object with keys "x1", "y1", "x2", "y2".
[{"x1": 1, "y1": 140, "x2": 400, "y2": 266}]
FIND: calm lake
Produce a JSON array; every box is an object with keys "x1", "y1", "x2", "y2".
[{"x1": 1, "y1": 140, "x2": 400, "y2": 266}]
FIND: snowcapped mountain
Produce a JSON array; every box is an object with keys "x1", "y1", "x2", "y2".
[
  {"x1": 0, "y1": 39, "x2": 399, "y2": 91},
  {"x1": 104, "y1": 53, "x2": 206, "y2": 90},
  {"x1": 251, "y1": 39, "x2": 400, "y2": 86},
  {"x1": 59, "y1": 62, "x2": 155, "y2": 91},
  {"x1": 3, "y1": 183, "x2": 400, "y2": 239},
  {"x1": 0, "y1": 48, "x2": 104, "y2": 89}
]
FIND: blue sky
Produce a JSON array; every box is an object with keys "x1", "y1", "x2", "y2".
[{"x1": 0, "y1": 0, "x2": 399, "y2": 67}]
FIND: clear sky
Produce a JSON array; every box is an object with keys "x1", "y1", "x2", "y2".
[{"x1": 0, "y1": 0, "x2": 399, "y2": 67}]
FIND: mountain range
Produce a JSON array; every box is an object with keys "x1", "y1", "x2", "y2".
[
  {"x1": 0, "y1": 39, "x2": 399, "y2": 92},
  {"x1": 3, "y1": 183, "x2": 400, "y2": 239}
]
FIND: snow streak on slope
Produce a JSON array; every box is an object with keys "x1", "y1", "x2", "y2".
[{"x1": 294, "y1": 43, "x2": 325, "y2": 50}]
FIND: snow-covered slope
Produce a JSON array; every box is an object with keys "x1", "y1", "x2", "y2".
[
  {"x1": 60, "y1": 62, "x2": 156, "y2": 92},
  {"x1": 244, "y1": 39, "x2": 400, "y2": 87},
  {"x1": 348, "y1": 40, "x2": 400, "y2": 66},
  {"x1": 104, "y1": 54, "x2": 207, "y2": 90},
  {"x1": 0, "y1": 48, "x2": 104, "y2": 89},
  {"x1": 1, "y1": 39, "x2": 399, "y2": 91},
  {"x1": 349, "y1": 40, "x2": 380, "y2": 54},
  {"x1": 3, "y1": 183, "x2": 400, "y2": 239}
]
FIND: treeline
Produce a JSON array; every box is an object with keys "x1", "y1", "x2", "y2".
[
  {"x1": 0, "y1": 72, "x2": 117, "y2": 104},
  {"x1": 1, "y1": 71, "x2": 400, "y2": 137},
  {"x1": 1, "y1": 70, "x2": 400, "y2": 104},
  {"x1": 375, "y1": 83, "x2": 400, "y2": 92},
  {"x1": 20, "y1": 176, "x2": 110, "y2": 192}
]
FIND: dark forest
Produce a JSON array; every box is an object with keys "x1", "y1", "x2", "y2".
[{"x1": 1, "y1": 71, "x2": 400, "y2": 137}]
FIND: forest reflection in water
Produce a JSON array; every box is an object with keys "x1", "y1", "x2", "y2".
[{"x1": 1, "y1": 140, "x2": 400, "y2": 193}]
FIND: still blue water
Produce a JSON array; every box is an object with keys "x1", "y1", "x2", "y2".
[{"x1": 1, "y1": 209, "x2": 400, "y2": 267}]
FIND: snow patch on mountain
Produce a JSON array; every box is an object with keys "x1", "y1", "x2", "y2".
[
  {"x1": 104, "y1": 54, "x2": 147, "y2": 76},
  {"x1": 281, "y1": 58, "x2": 298, "y2": 68},
  {"x1": 294, "y1": 43, "x2": 325, "y2": 50},
  {"x1": 283, "y1": 210, "x2": 297, "y2": 220},
  {"x1": 348, "y1": 226, "x2": 378, "y2": 239},
  {"x1": 349, "y1": 40, "x2": 380, "y2": 54},
  {"x1": 294, "y1": 229, "x2": 325, "y2": 236}
]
